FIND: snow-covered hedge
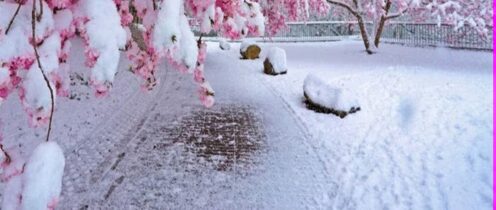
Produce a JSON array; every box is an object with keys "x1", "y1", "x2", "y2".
[
  {"x1": 240, "y1": 40, "x2": 261, "y2": 60},
  {"x1": 303, "y1": 74, "x2": 360, "y2": 118},
  {"x1": 263, "y1": 47, "x2": 287, "y2": 75}
]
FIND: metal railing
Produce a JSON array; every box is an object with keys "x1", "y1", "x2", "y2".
[
  {"x1": 195, "y1": 21, "x2": 493, "y2": 50},
  {"x1": 381, "y1": 22, "x2": 492, "y2": 50}
]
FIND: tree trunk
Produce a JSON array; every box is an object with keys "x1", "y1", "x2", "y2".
[
  {"x1": 374, "y1": 16, "x2": 387, "y2": 48},
  {"x1": 374, "y1": 0, "x2": 392, "y2": 48},
  {"x1": 356, "y1": 16, "x2": 373, "y2": 54}
]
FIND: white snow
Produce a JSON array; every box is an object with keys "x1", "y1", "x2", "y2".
[
  {"x1": 53, "y1": 9, "x2": 73, "y2": 32},
  {"x1": 240, "y1": 1, "x2": 265, "y2": 36},
  {"x1": 303, "y1": 73, "x2": 359, "y2": 111},
  {"x1": 21, "y1": 141, "x2": 65, "y2": 210},
  {"x1": 0, "y1": 67, "x2": 9, "y2": 85},
  {"x1": 219, "y1": 38, "x2": 231, "y2": 50},
  {"x1": 177, "y1": 14, "x2": 198, "y2": 71},
  {"x1": 240, "y1": 39, "x2": 256, "y2": 53},
  {"x1": 76, "y1": 0, "x2": 127, "y2": 84},
  {"x1": 38, "y1": 33, "x2": 62, "y2": 74},
  {"x1": 265, "y1": 47, "x2": 288, "y2": 74},
  {"x1": 152, "y1": 0, "x2": 183, "y2": 52},
  {"x1": 23, "y1": 65, "x2": 55, "y2": 118},
  {"x1": 216, "y1": 40, "x2": 492, "y2": 209},
  {"x1": 200, "y1": 3, "x2": 216, "y2": 33},
  {"x1": 0, "y1": 3, "x2": 31, "y2": 61},
  {"x1": 1, "y1": 175, "x2": 21, "y2": 210},
  {"x1": 0, "y1": 38, "x2": 491, "y2": 209}
]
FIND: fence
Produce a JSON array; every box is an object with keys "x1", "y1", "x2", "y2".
[{"x1": 197, "y1": 21, "x2": 493, "y2": 50}]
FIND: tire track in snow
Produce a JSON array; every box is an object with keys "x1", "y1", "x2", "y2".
[{"x1": 59, "y1": 65, "x2": 169, "y2": 208}]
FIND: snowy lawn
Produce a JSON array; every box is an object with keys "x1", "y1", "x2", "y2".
[{"x1": 212, "y1": 40, "x2": 493, "y2": 210}]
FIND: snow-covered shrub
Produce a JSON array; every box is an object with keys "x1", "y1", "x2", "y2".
[
  {"x1": 303, "y1": 74, "x2": 360, "y2": 118},
  {"x1": 240, "y1": 39, "x2": 261, "y2": 60},
  {"x1": 219, "y1": 38, "x2": 231, "y2": 50},
  {"x1": 263, "y1": 47, "x2": 287, "y2": 75}
]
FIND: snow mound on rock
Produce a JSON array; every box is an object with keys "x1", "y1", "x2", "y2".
[
  {"x1": 264, "y1": 47, "x2": 287, "y2": 75},
  {"x1": 303, "y1": 74, "x2": 360, "y2": 117},
  {"x1": 21, "y1": 141, "x2": 65, "y2": 210},
  {"x1": 240, "y1": 39, "x2": 256, "y2": 53}
]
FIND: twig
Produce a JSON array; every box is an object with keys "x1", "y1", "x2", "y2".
[
  {"x1": 5, "y1": 3, "x2": 21, "y2": 35},
  {"x1": 32, "y1": 0, "x2": 55, "y2": 142},
  {"x1": 36, "y1": 0, "x2": 43, "y2": 21},
  {"x1": 197, "y1": 33, "x2": 204, "y2": 48},
  {"x1": 152, "y1": 0, "x2": 157, "y2": 10},
  {"x1": 0, "y1": 144, "x2": 11, "y2": 165}
]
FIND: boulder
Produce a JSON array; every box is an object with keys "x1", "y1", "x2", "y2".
[
  {"x1": 303, "y1": 74, "x2": 360, "y2": 118},
  {"x1": 263, "y1": 47, "x2": 287, "y2": 75}
]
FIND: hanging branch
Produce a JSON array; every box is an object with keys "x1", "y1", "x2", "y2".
[
  {"x1": 5, "y1": 3, "x2": 21, "y2": 35},
  {"x1": 31, "y1": 0, "x2": 55, "y2": 142}
]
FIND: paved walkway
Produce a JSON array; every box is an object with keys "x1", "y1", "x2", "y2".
[{"x1": 59, "y1": 47, "x2": 335, "y2": 209}]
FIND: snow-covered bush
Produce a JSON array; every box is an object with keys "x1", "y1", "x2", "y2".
[
  {"x1": 219, "y1": 38, "x2": 231, "y2": 50},
  {"x1": 240, "y1": 39, "x2": 261, "y2": 60},
  {"x1": 303, "y1": 74, "x2": 360, "y2": 118},
  {"x1": 263, "y1": 47, "x2": 287, "y2": 75}
]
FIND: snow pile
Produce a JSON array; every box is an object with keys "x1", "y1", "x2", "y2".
[
  {"x1": 21, "y1": 141, "x2": 65, "y2": 210},
  {"x1": 263, "y1": 47, "x2": 287, "y2": 75},
  {"x1": 303, "y1": 74, "x2": 360, "y2": 118},
  {"x1": 219, "y1": 38, "x2": 231, "y2": 50}
]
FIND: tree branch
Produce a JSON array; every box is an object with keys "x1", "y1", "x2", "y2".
[
  {"x1": 326, "y1": 0, "x2": 359, "y2": 17},
  {"x1": 386, "y1": 8, "x2": 408, "y2": 20},
  {"x1": 5, "y1": 3, "x2": 21, "y2": 35},
  {"x1": 36, "y1": 0, "x2": 43, "y2": 22},
  {"x1": 32, "y1": 0, "x2": 55, "y2": 142},
  {"x1": 0, "y1": 144, "x2": 11, "y2": 165}
]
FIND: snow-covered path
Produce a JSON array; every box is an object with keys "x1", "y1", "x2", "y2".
[{"x1": 56, "y1": 42, "x2": 336, "y2": 209}]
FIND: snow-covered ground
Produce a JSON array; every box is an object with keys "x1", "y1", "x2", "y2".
[
  {"x1": 219, "y1": 40, "x2": 493, "y2": 209},
  {"x1": 0, "y1": 40, "x2": 492, "y2": 209}
]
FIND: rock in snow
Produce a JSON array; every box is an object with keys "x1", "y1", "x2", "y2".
[
  {"x1": 264, "y1": 47, "x2": 288, "y2": 75},
  {"x1": 240, "y1": 40, "x2": 261, "y2": 60},
  {"x1": 219, "y1": 38, "x2": 231, "y2": 50},
  {"x1": 303, "y1": 74, "x2": 360, "y2": 118},
  {"x1": 21, "y1": 141, "x2": 65, "y2": 210}
]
